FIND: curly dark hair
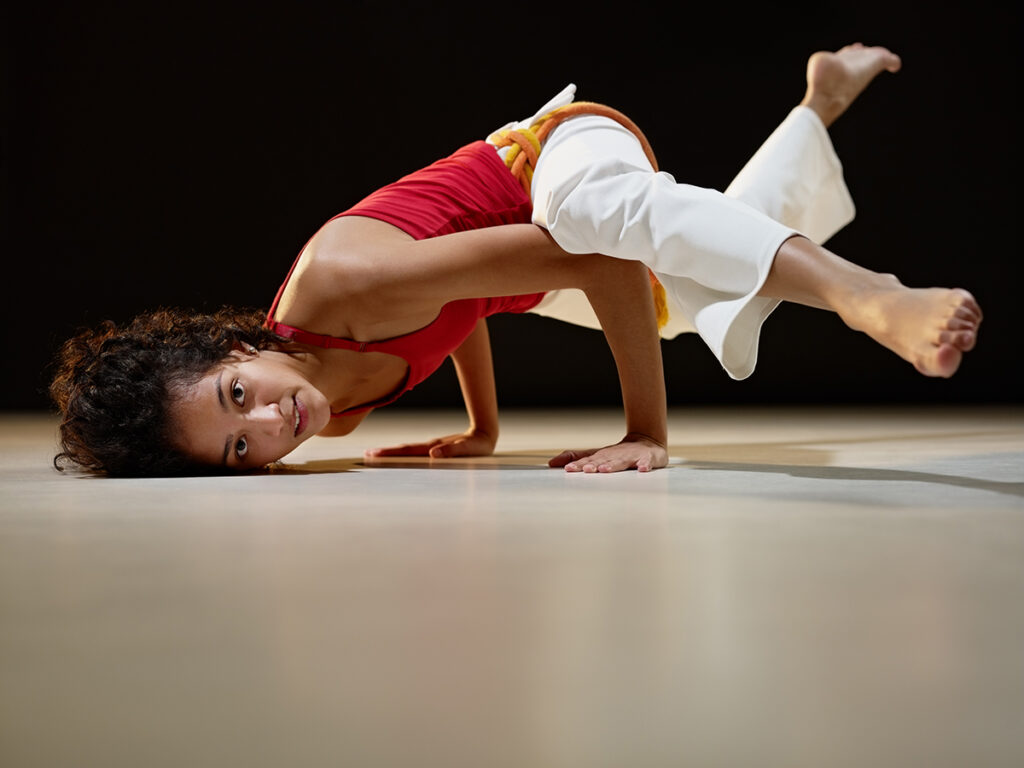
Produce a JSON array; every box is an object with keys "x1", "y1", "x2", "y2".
[{"x1": 49, "y1": 306, "x2": 290, "y2": 477}]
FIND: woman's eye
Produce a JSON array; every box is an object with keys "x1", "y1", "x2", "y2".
[
  {"x1": 235, "y1": 436, "x2": 248, "y2": 459},
  {"x1": 231, "y1": 380, "x2": 245, "y2": 406}
]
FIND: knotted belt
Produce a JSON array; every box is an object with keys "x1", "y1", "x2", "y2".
[{"x1": 488, "y1": 102, "x2": 669, "y2": 330}]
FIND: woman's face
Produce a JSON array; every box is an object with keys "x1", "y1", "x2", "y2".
[{"x1": 172, "y1": 349, "x2": 332, "y2": 470}]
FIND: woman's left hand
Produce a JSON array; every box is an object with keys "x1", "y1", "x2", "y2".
[
  {"x1": 547, "y1": 435, "x2": 668, "y2": 473},
  {"x1": 365, "y1": 429, "x2": 497, "y2": 460}
]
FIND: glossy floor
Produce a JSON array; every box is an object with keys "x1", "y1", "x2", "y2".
[{"x1": 2, "y1": 406, "x2": 1023, "y2": 768}]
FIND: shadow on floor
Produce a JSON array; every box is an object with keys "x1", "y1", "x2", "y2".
[
  {"x1": 275, "y1": 445, "x2": 1024, "y2": 498},
  {"x1": 677, "y1": 459, "x2": 1024, "y2": 499}
]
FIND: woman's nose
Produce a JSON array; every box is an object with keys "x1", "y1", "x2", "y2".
[{"x1": 249, "y1": 403, "x2": 285, "y2": 436}]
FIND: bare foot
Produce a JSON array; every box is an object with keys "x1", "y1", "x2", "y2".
[
  {"x1": 800, "y1": 43, "x2": 902, "y2": 127},
  {"x1": 840, "y1": 282, "x2": 983, "y2": 377}
]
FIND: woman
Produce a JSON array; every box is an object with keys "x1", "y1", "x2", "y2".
[{"x1": 50, "y1": 44, "x2": 982, "y2": 477}]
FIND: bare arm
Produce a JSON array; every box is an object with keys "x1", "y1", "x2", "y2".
[
  {"x1": 397, "y1": 224, "x2": 670, "y2": 470},
  {"x1": 295, "y1": 219, "x2": 589, "y2": 340},
  {"x1": 450, "y1": 318, "x2": 500, "y2": 446},
  {"x1": 306, "y1": 218, "x2": 668, "y2": 471},
  {"x1": 364, "y1": 318, "x2": 500, "y2": 459},
  {"x1": 548, "y1": 258, "x2": 669, "y2": 473}
]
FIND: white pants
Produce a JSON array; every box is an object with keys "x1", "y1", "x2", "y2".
[{"x1": 490, "y1": 87, "x2": 855, "y2": 380}]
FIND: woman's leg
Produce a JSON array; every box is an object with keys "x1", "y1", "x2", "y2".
[
  {"x1": 530, "y1": 115, "x2": 798, "y2": 379},
  {"x1": 525, "y1": 47, "x2": 881, "y2": 340},
  {"x1": 756, "y1": 45, "x2": 982, "y2": 378},
  {"x1": 727, "y1": 44, "x2": 902, "y2": 234},
  {"x1": 530, "y1": 44, "x2": 981, "y2": 379},
  {"x1": 762, "y1": 234, "x2": 981, "y2": 378}
]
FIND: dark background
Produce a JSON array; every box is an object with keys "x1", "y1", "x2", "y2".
[{"x1": 4, "y1": 2, "x2": 1018, "y2": 412}]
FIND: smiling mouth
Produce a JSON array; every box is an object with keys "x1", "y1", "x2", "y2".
[{"x1": 293, "y1": 396, "x2": 307, "y2": 437}]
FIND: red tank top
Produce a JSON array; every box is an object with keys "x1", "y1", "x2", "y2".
[{"x1": 265, "y1": 141, "x2": 545, "y2": 416}]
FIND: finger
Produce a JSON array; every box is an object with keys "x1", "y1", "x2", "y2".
[
  {"x1": 570, "y1": 447, "x2": 665, "y2": 474},
  {"x1": 570, "y1": 452, "x2": 626, "y2": 473},
  {"x1": 548, "y1": 449, "x2": 597, "y2": 468},
  {"x1": 429, "y1": 441, "x2": 465, "y2": 458},
  {"x1": 586, "y1": 454, "x2": 636, "y2": 473},
  {"x1": 365, "y1": 443, "x2": 431, "y2": 457}
]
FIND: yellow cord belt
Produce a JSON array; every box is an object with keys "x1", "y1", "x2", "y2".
[{"x1": 488, "y1": 102, "x2": 669, "y2": 330}]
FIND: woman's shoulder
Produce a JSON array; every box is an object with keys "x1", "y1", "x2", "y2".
[
  {"x1": 298, "y1": 216, "x2": 414, "y2": 296},
  {"x1": 276, "y1": 216, "x2": 440, "y2": 339}
]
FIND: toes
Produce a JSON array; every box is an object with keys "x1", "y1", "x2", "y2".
[
  {"x1": 956, "y1": 330, "x2": 977, "y2": 351},
  {"x1": 918, "y1": 344, "x2": 962, "y2": 378},
  {"x1": 934, "y1": 345, "x2": 963, "y2": 377},
  {"x1": 952, "y1": 306, "x2": 980, "y2": 324},
  {"x1": 952, "y1": 289, "x2": 983, "y2": 321},
  {"x1": 937, "y1": 329, "x2": 976, "y2": 352},
  {"x1": 946, "y1": 316, "x2": 979, "y2": 336}
]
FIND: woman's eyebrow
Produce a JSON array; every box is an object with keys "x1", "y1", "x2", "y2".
[
  {"x1": 215, "y1": 372, "x2": 226, "y2": 410},
  {"x1": 214, "y1": 372, "x2": 232, "y2": 465}
]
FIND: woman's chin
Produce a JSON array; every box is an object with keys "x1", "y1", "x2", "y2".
[{"x1": 305, "y1": 390, "x2": 333, "y2": 436}]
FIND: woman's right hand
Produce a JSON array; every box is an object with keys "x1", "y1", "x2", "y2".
[
  {"x1": 547, "y1": 433, "x2": 668, "y2": 473},
  {"x1": 364, "y1": 428, "x2": 497, "y2": 460}
]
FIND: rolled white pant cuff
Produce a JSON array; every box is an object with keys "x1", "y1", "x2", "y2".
[{"x1": 725, "y1": 105, "x2": 855, "y2": 244}]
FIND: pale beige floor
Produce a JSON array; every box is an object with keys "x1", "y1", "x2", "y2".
[{"x1": 1, "y1": 405, "x2": 1023, "y2": 768}]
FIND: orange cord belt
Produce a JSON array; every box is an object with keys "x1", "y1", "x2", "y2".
[{"x1": 489, "y1": 102, "x2": 669, "y2": 329}]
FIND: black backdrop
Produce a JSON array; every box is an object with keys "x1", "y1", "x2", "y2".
[{"x1": 4, "y1": 3, "x2": 1019, "y2": 411}]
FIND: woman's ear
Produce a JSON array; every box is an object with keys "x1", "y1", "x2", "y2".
[{"x1": 231, "y1": 340, "x2": 260, "y2": 356}]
